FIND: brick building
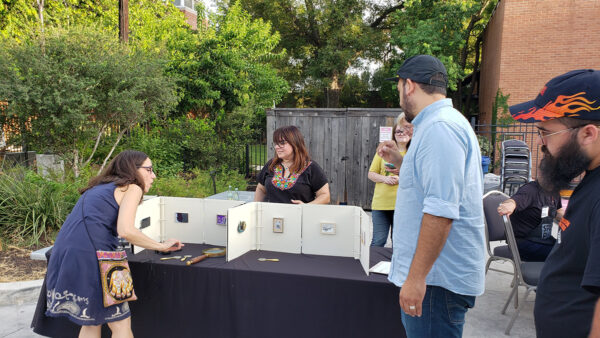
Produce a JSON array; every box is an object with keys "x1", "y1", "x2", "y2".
[
  {"x1": 478, "y1": 0, "x2": 600, "y2": 178},
  {"x1": 479, "y1": 0, "x2": 600, "y2": 124},
  {"x1": 173, "y1": 0, "x2": 198, "y2": 30}
]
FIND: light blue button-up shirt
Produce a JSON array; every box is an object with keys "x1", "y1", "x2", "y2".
[{"x1": 388, "y1": 98, "x2": 485, "y2": 296}]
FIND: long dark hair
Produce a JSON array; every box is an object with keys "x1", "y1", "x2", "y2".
[
  {"x1": 269, "y1": 126, "x2": 311, "y2": 173},
  {"x1": 79, "y1": 150, "x2": 149, "y2": 194}
]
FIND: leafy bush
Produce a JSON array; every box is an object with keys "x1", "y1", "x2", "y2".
[
  {"x1": 0, "y1": 167, "x2": 80, "y2": 248},
  {"x1": 119, "y1": 125, "x2": 184, "y2": 178},
  {"x1": 477, "y1": 135, "x2": 493, "y2": 157},
  {"x1": 148, "y1": 168, "x2": 247, "y2": 198}
]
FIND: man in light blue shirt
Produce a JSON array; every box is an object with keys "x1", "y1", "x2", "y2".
[{"x1": 379, "y1": 55, "x2": 485, "y2": 338}]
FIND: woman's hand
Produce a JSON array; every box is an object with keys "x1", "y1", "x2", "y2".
[
  {"x1": 383, "y1": 175, "x2": 399, "y2": 185},
  {"x1": 291, "y1": 199, "x2": 304, "y2": 204},
  {"x1": 159, "y1": 239, "x2": 184, "y2": 252},
  {"x1": 385, "y1": 167, "x2": 400, "y2": 175}
]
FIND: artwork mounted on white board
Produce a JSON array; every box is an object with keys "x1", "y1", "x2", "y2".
[
  {"x1": 273, "y1": 218, "x2": 284, "y2": 233},
  {"x1": 216, "y1": 214, "x2": 227, "y2": 226},
  {"x1": 320, "y1": 222, "x2": 336, "y2": 235}
]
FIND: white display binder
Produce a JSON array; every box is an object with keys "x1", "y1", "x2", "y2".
[
  {"x1": 133, "y1": 196, "x2": 244, "y2": 253},
  {"x1": 226, "y1": 202, "x2": 372, "y2": 275},
  {"x1": 133, "y1": 197, "x2": 373, "y2": 275}
]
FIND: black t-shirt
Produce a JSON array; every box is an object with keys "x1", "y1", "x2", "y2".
[
  {"x1": 534, "y1": 166, "x2": 600, "y2": 338},
  {"x1": 257, "y1": 159, "x2": 328, "y2": 204},
  {"x1": 510, "y1": 181, "x2": 562, "y2": 238}
]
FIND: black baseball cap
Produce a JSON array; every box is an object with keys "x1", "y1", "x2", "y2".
[
  {"x1": 385, "y1": 54, "x2": 448, "y2": 88},
  {"x1": 510, "y1": 69, "x2": 600, "y2": 122}
]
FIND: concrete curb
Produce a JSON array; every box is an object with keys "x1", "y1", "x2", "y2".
[{"x1": 0, "y1": 279, "x2": 44, "y2": 306}]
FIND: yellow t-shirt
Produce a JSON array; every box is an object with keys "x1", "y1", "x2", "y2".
[{"x1": 369, "y1": 152, "x2": 405, "y2": 210}]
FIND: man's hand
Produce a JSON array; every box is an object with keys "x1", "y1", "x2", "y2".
[
  {"x1": 377, "y1": 141, "x2": 403, "y2": 168},
  {"x1": 399, "y1": 277, "x2": 426, "y2": 317}
]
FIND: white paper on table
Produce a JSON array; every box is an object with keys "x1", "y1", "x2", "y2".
[
  {"x1": 369, "y1": 261, "x2": 391, "y2": 275},
  {"x1": 379, "y1": 126, "x2": 393, "y2": 142}
]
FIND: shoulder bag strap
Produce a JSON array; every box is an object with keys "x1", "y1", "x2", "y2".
[{"x1": 80, "y1": 192, "x2": 99, "y2": 252}]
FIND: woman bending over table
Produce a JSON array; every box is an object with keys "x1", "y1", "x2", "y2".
[{"x1": 42, "y1": 150, "x2": 183, "y2": 338}]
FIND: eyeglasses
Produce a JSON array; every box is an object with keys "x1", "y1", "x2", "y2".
[
  {"x1": 137, "y1": 166, "x2": 154, "y2": 173},
  {"x1": 536, "y1": 126, "x2": 580, "y2": 145},
  {"x1": 395, "y1": 127, "x2": 412, "y2": 135},
  {"x1": 273, "y1": 140, "x2": 288, "y2": 148}
]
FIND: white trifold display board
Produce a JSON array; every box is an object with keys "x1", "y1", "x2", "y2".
[
  {"x1": 133, "y1": 196, "x2": 245, "y2": 254},
  {"x1": 226, "y1": 202, "x2": 372, "y2": 275}
]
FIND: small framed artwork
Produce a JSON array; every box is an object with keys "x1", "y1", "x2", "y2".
[
  {"x1": 175, "y1": 213, "x2": 189, "y2": 223},
  {"x1": 237, "y1": 221, "x2": 247, "y2": 233},
  {"x1": 321, "y1": 222, "x2": 336, "y2": 235},
  {"x1": 273, "y1": 218, "x2": 284, "y2": 233},
  {"x1": 216, "y1": 214, "x2": 227, "y2": 226}
]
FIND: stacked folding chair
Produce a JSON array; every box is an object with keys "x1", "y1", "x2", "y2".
[{"x1": 500, "y1": 139, "x2": 531, "y2": 195}]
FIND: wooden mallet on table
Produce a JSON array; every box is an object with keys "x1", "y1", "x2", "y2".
[{"x1": 186, "y1": 247, "x2": 226, "y2": 265}]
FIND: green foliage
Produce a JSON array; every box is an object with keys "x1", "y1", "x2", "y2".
[
  {"x1": 168, "y1": 1, "x2": 288, "y2": 123},
  {"x1": 232, "y1": 0, "x2": 386, "y2": 107},
  {"x1": 476, "y1": 134, "x2": 493, "y2": 157},
  {"x1": 0, "y1": 25, "x2": 179, "y2": 171},
  {"x1": 0, "y1": 166, "x2": 80, "y2": 247},
  {"x1": 0, "y1": 0, "x2": 189, "y2": 49},
  {"x1": 118, "y1": 125, "x2": 184, "y2": 178},
  {"x1": 148, "y1": 168, "x2": 247, "y2": 198},
  {"x1": 493, "y1": 88, "x2": 512, "y2": 125},
  {"x1": 390, "y1": 0, "x2": 492, "y2": 91}
]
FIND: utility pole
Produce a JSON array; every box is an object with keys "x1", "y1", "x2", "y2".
[{"x1": 119, "y1": 0, "x2": 129, "y2": 43}]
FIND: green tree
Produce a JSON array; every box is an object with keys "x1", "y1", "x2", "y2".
[
  {"x1": 0, "y1": 25, "x2": 179, "y2": 175},
  {"x1": 388, "y1": 0, "x2": 496, "y2": 113},
  {"x1": 226, "y1": 0, "x2": 392, "y2": 108},
  {"x1": 0, "y1": 0, "x2": 190, "y2": 50},
  {"x1": 168, "y1": 2, "x2": 289, "y2": 130}
]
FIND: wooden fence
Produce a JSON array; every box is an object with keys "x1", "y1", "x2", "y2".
[{"x1": 266, "y1": 108, "x2": 403, "y2": 209}]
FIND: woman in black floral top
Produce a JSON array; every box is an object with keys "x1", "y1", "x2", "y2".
[{"x1": 255, "y1": 126, "x2": 330, "y2": 204}]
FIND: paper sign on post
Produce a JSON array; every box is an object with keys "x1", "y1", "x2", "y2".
[{"x1": 379, "y1": 127, "x2": 393, "y2": 142}]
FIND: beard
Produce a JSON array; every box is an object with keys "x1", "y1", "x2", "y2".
[
  {"x1": 537, "y1": 134, "x2": 591, "y2": 194},
  {"x1": 400, "y1": 86, "x2": 417, "y2": 122}
]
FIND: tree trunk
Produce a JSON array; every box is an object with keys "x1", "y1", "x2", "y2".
[
  {"x1": 325, "y1": 72, "x2": 341, "y2": 108},
  {"x1": 73, "y1": 149, "x2": 80, "y2": 178},
  {"x1": 99, "y1": 126, "x2": 129, "y2": 173},
  {"x1": 82, "y1": 123, "x2": 107, "y2": 169}
]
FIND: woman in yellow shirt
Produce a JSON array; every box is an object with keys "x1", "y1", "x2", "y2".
[{"x1": 368, "y1": 113, "x2": 413, "y2": 246}]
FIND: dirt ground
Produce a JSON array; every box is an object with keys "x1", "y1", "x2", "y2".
[{"x1": 0, "y1": 245, "x2": 47, "y2": 282}]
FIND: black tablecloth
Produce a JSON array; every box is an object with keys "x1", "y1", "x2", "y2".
[{"x1": 32, "y1": 244, "x2": 405, "y2": 338}]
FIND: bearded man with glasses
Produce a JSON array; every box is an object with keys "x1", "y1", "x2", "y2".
[{"x1": 509, "y1": 69, "x2": 600, "y2": 338}]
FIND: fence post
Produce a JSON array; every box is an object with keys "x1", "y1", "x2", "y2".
[{"x1": 245, "y1": 144, "x2": 250, "y2": 178}]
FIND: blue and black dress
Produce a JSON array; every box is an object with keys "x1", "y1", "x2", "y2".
[{"x1": 45, "y1": 182, "x2": 131, "y2": 325}]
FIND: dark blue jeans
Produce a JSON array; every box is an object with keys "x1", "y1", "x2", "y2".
[
  {"x1": 370, "y1": 210, "x2": 394, "y2": 247},
  {"x1": 516, "y1": 238, "x2": 554, "y2": 262},
  {"x1": 400, "y1": 285, "x2": 475, "y2": 338}
]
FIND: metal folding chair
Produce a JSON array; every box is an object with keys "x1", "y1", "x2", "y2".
[{"x1": 501, "y1": 215, "x2": 544, "y2": 335}]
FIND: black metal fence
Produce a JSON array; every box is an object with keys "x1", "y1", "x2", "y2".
[
  {"x1": 474, "y1": 123, "x2": 541, "y2": 179},
  {"x1": 243, "y1": 143, "x2": 268, "y2": 179}
]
